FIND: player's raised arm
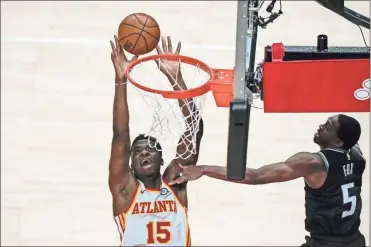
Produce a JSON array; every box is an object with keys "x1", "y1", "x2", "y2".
[
  {"x1": 108, "y1": 35, "x2": 138, "y2": 197},
  {"x1": 156, "y1": 36, "x2": 204, "y2": 166},
  {"x1": 169, "y1": 152, "x2": 326, "y2": 185}
]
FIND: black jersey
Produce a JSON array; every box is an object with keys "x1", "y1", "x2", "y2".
[{"x1": 304, "y1": 147, "x2": 366, "y2": 239}]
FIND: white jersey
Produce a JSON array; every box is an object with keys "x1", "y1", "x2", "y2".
[{"x1": 114, "y1": 178, "x2": 191, "y2": 246}]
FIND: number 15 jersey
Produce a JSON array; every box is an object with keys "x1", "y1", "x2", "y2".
[
  {"x1": 304, "y1": 147, "x2": 366, "y2": 239},
  {"x1": 114, "y1": 178, "x2": 191, "y2": 246}
]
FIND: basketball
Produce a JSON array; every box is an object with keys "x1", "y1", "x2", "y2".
[{"x1": 118, "y1": 13, "x2": 161, "y2": 55}]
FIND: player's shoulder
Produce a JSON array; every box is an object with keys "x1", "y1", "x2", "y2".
[
  {"x1": 320, "y1": 146, "x2": 365, "y2": 162},
  {"x1": 289, "y1": 151, "x2": 328, "y2": 173},
  {"x1": 350, "y1": 143, "x2": 366, "y2": 161},
  {"x1": 352, "y1": 143, "x2": 363, "y2": 154},
  {"x1": 292, "y1": 151, "x2": 324, "y2": 164},
  {"x1": 317, "y1": 148, "x2": 347, "y2": 159},
  {"x1": 287, "y1": 152, "x2": 325, "y2": 171}
]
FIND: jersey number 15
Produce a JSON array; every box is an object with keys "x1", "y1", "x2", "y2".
[
  {"x1": 146, "y1": 221, "x2": 172, "y2": 244},
  {"x1": 341, "y1": 182, "x2": 357, "y2": 218}
]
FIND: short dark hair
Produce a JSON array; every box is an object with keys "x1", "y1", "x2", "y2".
[
  {"x1": 131, "y1": 134, "x2": 162, "y2": 156},
  {"x1": 337, "y1": 114, "x2": 361, "y2": 150}
]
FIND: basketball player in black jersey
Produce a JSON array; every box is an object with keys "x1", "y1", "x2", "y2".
[{"x1": 169, "y1": 114, "x2": 367, "y2": 247}]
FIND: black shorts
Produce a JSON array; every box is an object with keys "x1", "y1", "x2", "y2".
[{"x1": 301, "y1": 233, "x2": 366, "y2": 247}]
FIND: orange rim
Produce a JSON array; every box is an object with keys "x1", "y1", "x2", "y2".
[{"x1": 125, "y1": 54, "x2": 214, "y2": 99}]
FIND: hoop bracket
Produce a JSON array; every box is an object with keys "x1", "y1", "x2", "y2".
[{"x1": 210, "y1": 69, "x2": 234, "y2": 107}]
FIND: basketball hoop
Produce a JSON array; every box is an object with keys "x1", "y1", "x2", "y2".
[{"x1": 125, "y1": 54, "x2": 233, "y2": 159}]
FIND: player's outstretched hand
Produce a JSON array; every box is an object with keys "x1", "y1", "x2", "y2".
[
  {"x1": 168, "y1": 164, "x2": 203, "y2": 185},
  {"x1": 110, "y1": 35, "x2": 138, "y2": 82},
  {"x1": 155, "y1": 36, "x2": 182, "y2": 79}
]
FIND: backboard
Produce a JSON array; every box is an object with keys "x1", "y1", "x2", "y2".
[{"x1": 225, "y1": 0, "x2": 370, "y2": 180}]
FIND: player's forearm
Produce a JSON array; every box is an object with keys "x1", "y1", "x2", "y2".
[
  {"x1": 167, "y1": 73, "x2": 194, "y2": 107},
  {"x1": 200, "y1": 165, "x2": 270, "y2": 185},
  {"x1": 109, "y1": 78, "x2": 131, "y2": 178},
  {"x1": 112, "y1": 78, "x2": 130, "y2": 137},
  {"x1": 177, "y1": 118, "x2": 204, "y2": 165},
  {"x1": 171, "y1": 73, "x2": 203, "y2": 162},
  {"x1": 167, "y1": 72, "x2": 186, "y2": 91},
  {"x1": 168, "y1": 74, "x2": 196, "y2": 114},
  {"x1": 200, "y1": 165, "x2": 229, "y2": 180}
]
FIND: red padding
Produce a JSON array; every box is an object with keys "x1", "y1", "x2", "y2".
[{"x1": 263, "y1": 59, "x2": 370, "y2": 113}]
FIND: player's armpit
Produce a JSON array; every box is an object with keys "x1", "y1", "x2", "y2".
[{"x1": 109, "y1": 134, "x2": 138, "y2": 216}]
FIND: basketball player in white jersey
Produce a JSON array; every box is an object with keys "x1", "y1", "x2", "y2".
[{"x1": 108, "y1": 35, "x2": 204, "y2": 246}]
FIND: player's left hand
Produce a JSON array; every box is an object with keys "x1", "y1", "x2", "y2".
[
  {"x1": 168, "y1": 164, "x2": 203, "y2": 185},
  {"x1": 110, "y1": 35, "x2": 138, "y2": 82},
  {"x1": 155, "y1": 36, "x2": 182, "y2": 79}
]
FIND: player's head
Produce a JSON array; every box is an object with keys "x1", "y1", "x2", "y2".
[
  {"x1": 313, "y1": 114, "x2": 361, "y2": 150},
  {"x1": 130, "y1": 134, "x2": 163, "y2": 178}
]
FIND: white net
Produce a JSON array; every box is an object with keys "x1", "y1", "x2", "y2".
[{"x1": 127, "y1": 56, "x2": 210, "y2": 160}]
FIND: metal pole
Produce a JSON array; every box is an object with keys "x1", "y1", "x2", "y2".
[
  {"x1": 233, "y1": 0, "x2": 250, "y2": 101},
  {"x1": 226, "y1": 0, "x2": 259, "y2": 180}
]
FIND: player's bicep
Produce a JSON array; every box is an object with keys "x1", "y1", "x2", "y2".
[
  {"x1": 251, "y1": 162, "x2": 299, "y2": 184},
  {"x1": 285, "y1": 152, "x2": 326, "y2": 177},
  {"x1": 108, "y1": 136, "x2": 135, "y2": 193},
  {"x1": 252, "y1": 152, "x2": 325, "y2": 184}
]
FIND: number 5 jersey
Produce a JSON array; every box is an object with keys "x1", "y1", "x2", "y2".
[
  {"x1": 304, "y1": 147, "x2": 366, "y2": 240},
  {"x1": 114, "y1": 178, "x2": 191, "y2": 246}
]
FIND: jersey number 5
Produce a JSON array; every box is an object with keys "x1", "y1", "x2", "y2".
[
  {"x1": 146, "y1": 221, "x2": 172, "y2": 244},
  {"x1": 341, "y1": 182, "x2": 356, "y2": 218}
]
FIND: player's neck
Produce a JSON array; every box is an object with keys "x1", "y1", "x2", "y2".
[
  {"x1": 138, "y1": 174, "x2": 162, "y2": 190},
  {"x1": 320, "y1": 144, "x2": 342, "y2": 150}
]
